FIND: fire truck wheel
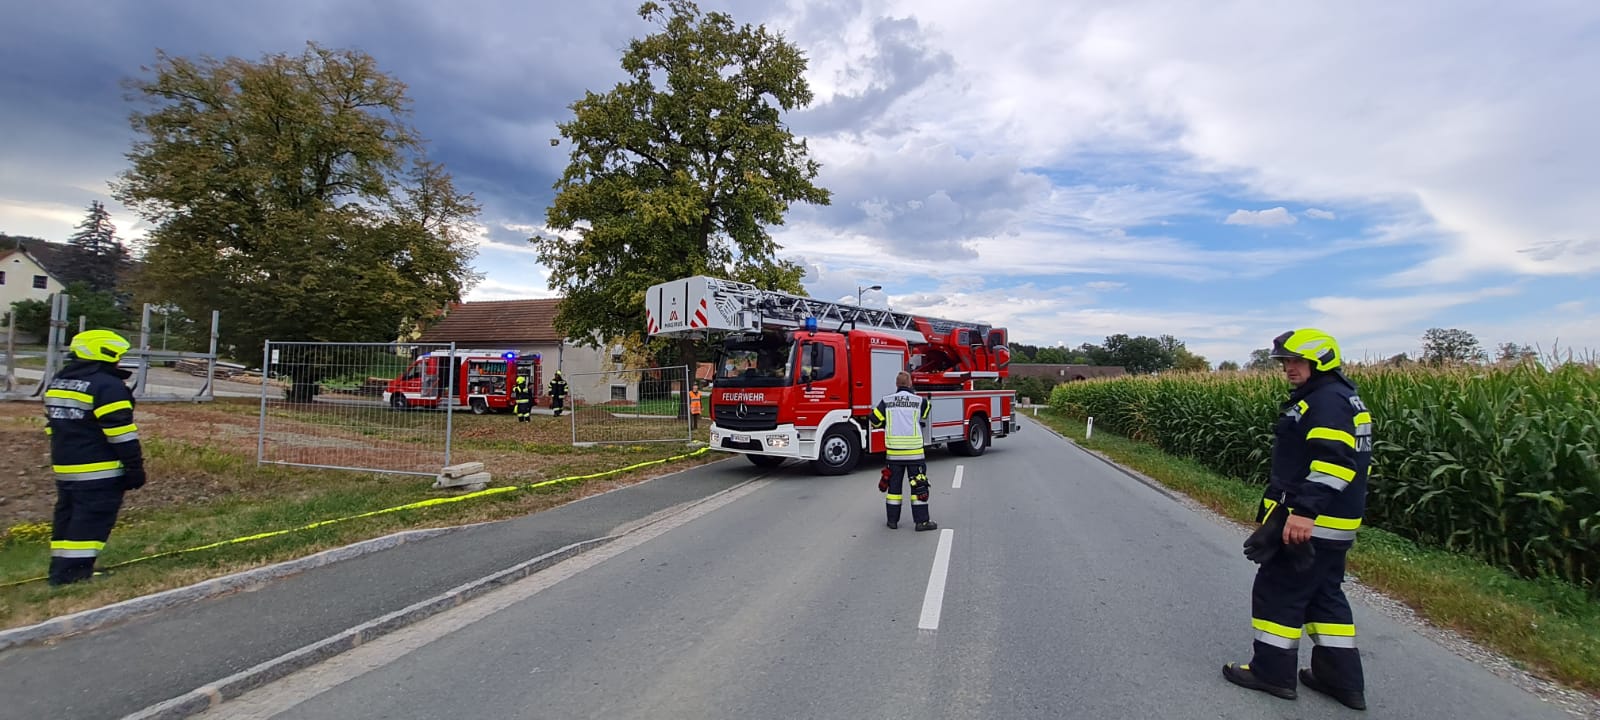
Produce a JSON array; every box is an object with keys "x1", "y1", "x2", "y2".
[
  {"x1": 952, "y1": 415, "x2": 990, "y2": 457},
  {"x1": 390, "y1": 393, "x2": 408, "y2": 410},
  {"x1": 746, "y1": 454, "x2": 785, "y2": 469},
  {"x1": 470, "y1": 398, "x2": 489, "y2": 415},
  {"x1": 810, "y1": 427, "x2": 860, "y2": 476}
]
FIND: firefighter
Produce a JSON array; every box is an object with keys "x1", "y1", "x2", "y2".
[
  {"x1": 870, "y1": 371, "x2": 937, "y2": 531},
  {"x1": 1223, "y1": 328, "x2": 1371, "y2": 711},
  {"x1": 43, "y1": 329, "x2": 147, "y2": 586},
  {"x1": 512, "y1": 374, "x2": 533, "y2": 422},
  {"x1": 688, "y1": 383, "x2": 702, "y2": 431},
  {"x1": 547, "y1": 370, "x2": 569, "y2": 417}
]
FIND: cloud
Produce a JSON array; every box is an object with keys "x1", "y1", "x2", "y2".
[
  {"x1": 1304, "y1": 285, "x2": 1522, "y2": 339},
  {"x1": 1304, "y1": 208, "x2": 1336, "y2": 220},
  {"x1": 1224, "y1": 207, "x2": 1297, "y2": 226}
]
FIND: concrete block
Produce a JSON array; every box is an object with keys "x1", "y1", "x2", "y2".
[
  {"x1": 433, "y1": 471, "x2": 490, "y2": 489},
  {"x1": 439, "y1": 462, "x2": 485, "y2": 478}
]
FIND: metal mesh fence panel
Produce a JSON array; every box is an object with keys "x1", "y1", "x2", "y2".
[
  {"x1": 258, "y1": 341, "x2": 457, "y2": 476},
  {"x1": 567, "y1": 365, "x2": 692, "y2": 445}
]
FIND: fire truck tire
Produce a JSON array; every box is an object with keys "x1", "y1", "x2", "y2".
[
  {"x1": 470, "y1": 398, "x2": 489, "y2": 415},
  {"x1": 390, "y1": 393, "x2": 408, "y2": 410},
  {"x1": 746, "y1": 454, "x2": 785, "y2": 469},
  {"x1": 810, "y1": 427, "x2": 860, "y2": 475},
  {"x1": 951, "y1": 414, "x2": 990, "y2": 457}
]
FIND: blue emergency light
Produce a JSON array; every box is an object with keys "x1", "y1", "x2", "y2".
[
  {"x1": 502, "y1": 351, "x2": 518, "y2": 363},
  {"x1": 805, "y1": 317, "x2": 818, "y2": 332}
]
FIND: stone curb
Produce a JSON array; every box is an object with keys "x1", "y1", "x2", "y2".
[
  {"x1": 124, "y1": 535, "x2": 620, "y2": 720},
  {"x1": 0, "y1": 524, "x2": 474, "y2": 654}
]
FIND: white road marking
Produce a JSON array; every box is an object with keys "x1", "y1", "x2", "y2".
[
  {"x1": 188, "y1": 478, "x2": 772, "y2": 719},
  {"x1": 952, "y1": 464, "x2": 964, "y2": 489},
  {"x1": 918, "y1": 528, "x2": 956, "y2": 631}
]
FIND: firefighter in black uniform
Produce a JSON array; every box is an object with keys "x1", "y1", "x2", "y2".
[
  {"x1": 512, "y1": 374, "x2": 533, "y2": 422},
  {"x1": 547, "y1": 370, "x2": 569, "y2": 417},
  {"x1": 43, "y1": 330, "x2": 147, "y2": 586},
  {"x1": 1224, "y1": 328, "x2": 1371, "y2": 710},
  {"x1": 870, "y1": 371, "x2": 937, "y2": 531}
]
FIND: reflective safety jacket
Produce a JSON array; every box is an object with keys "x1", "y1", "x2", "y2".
[
  {"x1": 871, "y1": 387, "x2": 929, "y2": 461},
  {"x1": 547, "y1": 376, "x2": 568, "y2": 397},
  {"x1": 1259, "y1": 371, "x2": 1372, "y2": 545},
  {"x1": 43, "y1": 360, "x2": 144, "y2": 487},
  {"x1": 512, "y1": 380, "x2": 533, "y2": 403}
]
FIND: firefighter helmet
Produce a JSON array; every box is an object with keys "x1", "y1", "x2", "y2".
[
  {"x1": 1269, "y1": 328, "x2": 1341, "y2": 372},
  {"x1": 70, "y1": 329, "x2": 132, "y2": 363}
]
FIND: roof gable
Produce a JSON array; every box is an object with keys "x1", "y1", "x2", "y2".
[
  {"x1": 417, "y1": 298, "x2": 566, "y2": 343},
  {"x1": 0, "y1": 248, "x2": 57, "y2": 279}
]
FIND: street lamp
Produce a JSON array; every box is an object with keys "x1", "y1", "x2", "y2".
[{"x1": 857, "y1": 284, "x2": 882, "y2": 306}]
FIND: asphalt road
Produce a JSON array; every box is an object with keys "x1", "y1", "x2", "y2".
[{"x1": 196, "y1": 419, "x2": 1575, "y2": 720}]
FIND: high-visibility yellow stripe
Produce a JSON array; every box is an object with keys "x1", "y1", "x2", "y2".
[
  {"x1": 1296, "y1": 400, "x2": 1309, "y2": 414},
  {"x1": 1307, "y1": 427, "x2": 1355, "y2": 448},
  {"x1": 47, "y1": 389, "x2": 95, "y2": 404},
  {"x1": 96, "y1": 400, "x2": 134, "y2": 417},
  {"x1": 53, "y1": 460, "x2": 123, "y2": 473},
  {"x1": 1305, "y1": 622, "x2": 1356, "y2": 637},
  {"x1": 1314, "y1": 515, "x2": 1362, "y2": 531},
  {"x1": 104, "y1": 423, "x2": 139, "y2": 437},
  {"x1": 1309, "y1": 460, "x2": 1355, "y2": 482},
  {"x1": 1251, "y1": 618, "x2": 1302, "y2": 639},
  {"x1": 50, "y1": 540, "x2": 106, "y2": 551},
  {"x1": 1354, "y1": 412, "x2": 1372, "y2": 426}
]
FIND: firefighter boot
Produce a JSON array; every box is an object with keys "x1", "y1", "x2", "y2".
[
  {"x1": 1299, "y1": 668, "x2": 1366, "y2": 711},
  {"x1": 1222, "y1": 663, "x2": 1296, "y2": 700}
]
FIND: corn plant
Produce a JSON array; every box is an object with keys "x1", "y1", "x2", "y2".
[{"x1": 1051, "y1": 363, "x2": 1600, "y2": 594}]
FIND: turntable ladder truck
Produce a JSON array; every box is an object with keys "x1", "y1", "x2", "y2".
[{"x1": 646, "y1": 275, "x2": 1018, "y2": 475}]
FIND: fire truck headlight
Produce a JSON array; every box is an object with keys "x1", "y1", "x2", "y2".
[{"x1": 766, "y1": 436, "x2": 790, "y2": 448}]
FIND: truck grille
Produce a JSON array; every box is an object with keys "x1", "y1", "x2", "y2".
[{"x1": 714, "y1": 403, "x2": 778, "y2": 431}]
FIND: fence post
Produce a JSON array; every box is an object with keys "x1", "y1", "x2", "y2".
[
  {"x1": 258, "y1": 340, "x2": 271, "y2": 466},
  {"x1": 443, "y1": 342, "x2": 455, "y2": 470},
  {"x1": 4, "y1": 312, "x2": 14, "y2": 393},
  {"x1": 203, "y1": 310, "x2": 220, "y2": 400},
  {"x1": 1086, "y1": 416, "x2": 1094, "y2": 439},
  {"x1": 136, "y1": 303, "x2": 153, "y2": 398}
]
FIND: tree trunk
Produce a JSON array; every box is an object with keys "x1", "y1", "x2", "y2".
[{"x1": 678, "y1": 336, "x2": 698, "y2": 420}]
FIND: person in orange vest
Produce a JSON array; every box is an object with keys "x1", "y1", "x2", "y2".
[{"x1": 688, "y1": 382, "x2": 703, "y2": 431}]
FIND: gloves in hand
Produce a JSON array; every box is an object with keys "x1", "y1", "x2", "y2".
[
  {"x1": 120, "y1": 468, "x2": 147, "y2": 491},
  {"x1": 1243, "y1": 505, "x2": 1286, "y2": 564},
  {"x1": 878, "y1": 467, "x2": 891, "y2": 493}
]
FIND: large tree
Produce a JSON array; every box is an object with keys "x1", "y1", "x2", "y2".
[
  {"x1": 63, "y1": 201, "x2": 129, "y2": 294},
  {"x1": 1420, "y1": 327, "x2": 1486, "y2": 366},
  {"x1": 110, "y1": 43, "x2": 481, "y2": 378},
  {"x1": 532, "y1": 0, "x2": 831, "y2": 367}
]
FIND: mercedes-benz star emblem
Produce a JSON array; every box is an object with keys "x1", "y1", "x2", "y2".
[{"x1": 736, "y1": 402, "x2": 749, "y2": 418}]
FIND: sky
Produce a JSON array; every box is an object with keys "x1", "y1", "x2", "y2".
[{"x1": 2, "y1": 0, "x2": 1597, "y2": 367}]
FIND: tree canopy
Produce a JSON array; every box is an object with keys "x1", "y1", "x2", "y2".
[
  {"x1": 531, "y1": 0, "x2": 831, "y2": 362},
  {"x1": 62, "y1": 201, "x2": 129, "y2": 294},
  {"x1": 110, "y1": 42, "x2": 481, "y2": 367}
]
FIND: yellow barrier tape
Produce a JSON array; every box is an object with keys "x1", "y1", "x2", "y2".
[{"x1": 0, "y1": 446, "x2": 712, "y2": 589}]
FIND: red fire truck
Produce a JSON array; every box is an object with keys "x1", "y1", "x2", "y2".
[
  {"x1": 646, "y1": 275, "x2": 1018, "y2": 475},
  {"x1": 383, "y1": 348, "x2": 541, "y2": 414}
]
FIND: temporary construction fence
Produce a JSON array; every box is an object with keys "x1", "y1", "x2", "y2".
[
  {"x1": 565, "y1": 365, "x2": 693, "y2": 446},
  {"x1": 1, "y1": 294, "x2": 226, "y2": 402},
  {"x1": 257, "y1": 341, "x2": 457, "y2": 476}
]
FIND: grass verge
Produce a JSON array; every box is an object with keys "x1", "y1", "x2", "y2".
[
  {"x1": 0, "y1": 439, "x2": 722, "y2": 631},
  {"x1": 1031, "y1": 408, "x2": 1600, "y2": 696}
]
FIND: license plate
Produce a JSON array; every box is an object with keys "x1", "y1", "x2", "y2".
[{"x1": 733, "y1": 433, "x2": 750, "y2": 443}]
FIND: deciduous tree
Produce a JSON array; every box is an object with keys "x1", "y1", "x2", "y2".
[
  {"x1": 532, "y1": 0, "x2": 831, "y2": 373},
  {"x1": 111, "y1": 42, "x2": 481, "y2": 396}
]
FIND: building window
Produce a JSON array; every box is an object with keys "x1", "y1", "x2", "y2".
[
  {"x1": 610, "y1": 384, "x2": 628, "y2": 401},
  {"x1": 0, "y1": 270, "x2": 6, "y2": 284},
  {"x1": 32, "y1": 275, "x2": 47, "y2": 289}
]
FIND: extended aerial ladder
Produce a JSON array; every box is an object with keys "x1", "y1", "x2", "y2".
[{"x1": 645, "y1": 276, "x2": 1010, "y2": 385}]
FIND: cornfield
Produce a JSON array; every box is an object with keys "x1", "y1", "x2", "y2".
[{"x1": 1050, "y1": 362, "x2": 1600, "y2": 594}]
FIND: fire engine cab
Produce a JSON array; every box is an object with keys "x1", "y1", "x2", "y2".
[
  {"x1": 646, "y1": 275, "x2": 1018, "y2": 475},
  {"x1": 383, "y1": 348, "x2": 541, "y2": 415}
]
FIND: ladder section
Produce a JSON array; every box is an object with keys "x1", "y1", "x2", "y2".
[{"x1": 645, "y1": 276, "x2": 991, "y2": 342}]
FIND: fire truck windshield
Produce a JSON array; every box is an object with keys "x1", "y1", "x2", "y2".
[{"x1": 715, "y1": 333, "x2": 795, "y2": 387}]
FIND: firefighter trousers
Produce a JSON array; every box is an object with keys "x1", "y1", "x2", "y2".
[
  {"x1": 50, "y1": 482, "x2": 126, "y2": 586},
  {"x1": 884, "y1": 461, "x2": 930, "y2": 525},
  {"x1": 515, "y1": 401, "x2": 531, "y2": 421},
  {"x1": 1248, "y1": 538, "x2": 1365, "y2": 693},
  {"x1": 550, "y1": 396, "x2": 565, "y2": 416}
]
